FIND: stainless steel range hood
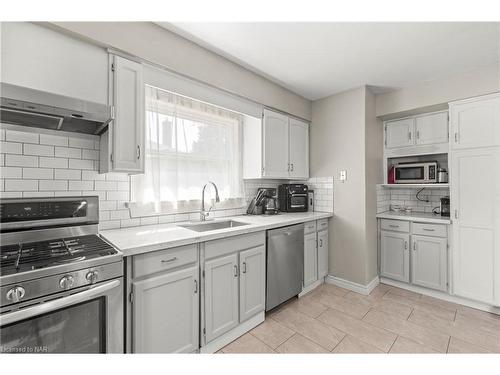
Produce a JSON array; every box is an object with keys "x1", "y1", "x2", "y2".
[{"x1": 0, "y1": 83, "x2": 113, "y2": 135}]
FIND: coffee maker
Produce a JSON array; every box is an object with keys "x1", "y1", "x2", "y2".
[{"x1": 440, "y1": 196, "x2": 450, "y2": 217}]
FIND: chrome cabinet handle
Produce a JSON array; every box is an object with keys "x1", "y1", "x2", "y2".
[
  {"x1": 242, "y1": 262, "x2": 247, "y2": 274},
  {"x1": 290, "y1": 163, "x2": 294, "y2": 172},
  {"x1": 287, "y1": 163, "x2": 290, "y2": 172},
  {"x1": 233, "y1": 265, "x2": 238, "y2": 277},
  {"x1": 455, "y1": 210, "x2": 459, "y2": 219},
  {"x1": 319, "y1": 239, "x2": 323, "y2": 247},
  {"x1": 416, "y1": 130, "x2": 420, "y2": 139},
  {"x1": 194, "y1": 279, "x2": 198, "y2": 294},
  {"x1": 413, "y1": 242, "x2": 417, "y2": 251},
  {"x1": 161, "y1": 257, "x2": 178, "y2": 264},
  {"x1": 389, "y1": 225, "x2": 399, "y2": 228},
  {"x1": 404, "y1": 241, "x2": 408, "y2": 250},
  {"x1": 137, "y1": 145, "x2": 141, "y2": 159},
  {"x1": 422, "y1": 228, "x2": 435, "y2": 232},
  {"x1": 454, "y1": 132, "x2": 459, "y2": 142},
  {"x1": 408, "y1": 131, "x2": 412, "y2": 141}
]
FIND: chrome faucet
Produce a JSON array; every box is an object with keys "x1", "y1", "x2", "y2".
[{"x1": 200, "y1": 181, "x2": 220, "y2": 221}]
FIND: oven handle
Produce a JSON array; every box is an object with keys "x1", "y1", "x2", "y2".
[{"x1": 0, "y1": 279, "x2": 121, "y2": 326}]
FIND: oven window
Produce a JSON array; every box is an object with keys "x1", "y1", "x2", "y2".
[
  {"x1": 0, "y1": 297, "x2": 106, "y2": 354},
  {"x1": 290, "y1": 196, "x2": 307, "y2": 207},
  {"x1": 396, "y1": 167, "x2": 424, "y2": 181}
]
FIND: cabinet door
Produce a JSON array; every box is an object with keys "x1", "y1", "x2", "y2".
[
  {"x1": 385, "y1": 118, "x2": 414, "y2": 149},
  {"x1": 415, "y1": 112, "x2": 449, "y2": 146},
  {"x1": 112, "y1": 55, "x2": 145, "y2": 173},
  {"x1": 132, "y1": 266, "x2": 199, "y2": 353},
  {"x1": 411, "y1": 235, "x2": 447, "y2": 291},
  {"x1": 239, "y1": 245, "x2": 266, "y2": 322},
  {"x1": 317, "y1": 229, "x2": 329, "y2": 279},
  {"x1": 451, "y1": 147, "x2": 500, "y2": 304},
  {"x1": 303, "y1": 232, "x2": 318, "y2": 287},
  {"x1": 262, "y1": 109, "x2": 289, "y2": 178},
  {"x1": 380, "y1": 230, "x2": 410, "y2": 282},
  {"x1": 289, "y1": 118, "x2": 309, "y2": 179},
  {"x1": 450, "y1": 96, "x2": 500, "y2": 150},
  {"x1": 204, "y1": 253, "x2": 239, "y2": 343}
]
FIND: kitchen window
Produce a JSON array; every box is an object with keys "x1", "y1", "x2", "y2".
[{"x1": 130, "y1": 85, "x2": 245, "y2": 216}]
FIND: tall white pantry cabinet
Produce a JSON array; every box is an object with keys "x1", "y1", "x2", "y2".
[{"x1": 449, "y1": 93, "x2": 500, "y2": 306}]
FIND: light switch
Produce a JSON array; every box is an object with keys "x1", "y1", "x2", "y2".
[{"x1": 339, "y1": 170, "x2": 347, "y2": 183}]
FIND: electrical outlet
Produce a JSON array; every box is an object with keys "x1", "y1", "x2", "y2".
[{"x1": 339, "y1": 170, "x2": 347, "y2": 183}]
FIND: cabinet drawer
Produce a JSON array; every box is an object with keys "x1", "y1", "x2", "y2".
[
  {"x1": 304, "y1": 221, "x2": 317, "y2": 234},
  {"x1": 133, "y1": 244, "x2": 198, "y2": 279},
  {"x1": 412, "y1": 222, "x2": 447, "y2": 238},
  {"x1": 380, "y1": 219, "x2": 409, "y2": 233},
  {"x1": 205, "y1": 232, "x2": 265, "y2": 260},
  {"x1": 317, "y1": 219, "x2": 328, "y2": 231}
]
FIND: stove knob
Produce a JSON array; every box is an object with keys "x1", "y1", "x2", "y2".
[
  {"x1": 59, "y1": 275, "x2": 75, "y2": 290},
  {"x1": 6, "y1": 286, "x2": 26, "y2": 303},
  {"x1": 86, "y1": 271, "x2": 99, "y2": 284}
]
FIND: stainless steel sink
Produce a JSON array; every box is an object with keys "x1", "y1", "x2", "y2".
[{"x1": 178, "y1": 220, "x2": 249, "y2": 232}]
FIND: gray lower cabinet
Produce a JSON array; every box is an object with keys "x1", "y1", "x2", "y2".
[
  {"x1": 303, "y1": 232, "x2": 318, "y2": 287},
  {"x1": 132, "y1": 265, "x2": 199, "y2": 353},
  {"x1": 239, "y1": 245, "x2": 266, "y2": 322},
  {"x1": 204, "y1": 253, "x2": 239, "y2": 342},
  {"x1": 380, "y1": 230, "x2": 410, "y2": 282},
  {"x1": 411, "y1": 235, "x2": 447, "y2": 291},
  {"x1": 317, "y1": 229, "x2": 329, "y2": 279}
]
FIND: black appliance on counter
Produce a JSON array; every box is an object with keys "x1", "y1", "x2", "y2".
[
  {"x1": 278, "y1": 184, "x2": 308, "y2": 212},
  {"x1": 440, "y1": 196, "x2": 450, "y2": 217}
]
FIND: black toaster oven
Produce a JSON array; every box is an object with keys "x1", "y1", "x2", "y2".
[{"x1": 278, "y1": 184, "x2": 308, "y2": 212}]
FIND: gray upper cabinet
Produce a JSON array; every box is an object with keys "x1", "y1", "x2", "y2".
[
  {"x1": 132, "y1": 265, "x2": 199, "y2": 353},
  {"x1": 262, "y1": 109, "x2": 290, "y2": 178},
  {"x1": 239, "y1": 245, "x2": 266, "y2": 322},
  {"x1": 415, "y1": 112, "x2": 449, "y2": 146},
  {"x1": 204, "y1": 253, "x2": 239, "y2": 343},
  {"x1": 411, "y1": 235, "x2": 447, "y2": 291},
  {"x1": 385, "y1": 118, "x2": 414, "y2": 149},
  {"x1": 101, "y1": 54, "x2": 145, "y2": 174},
  {"x1": 288, "y1": 118, "x2": 309, "y2": 179}
]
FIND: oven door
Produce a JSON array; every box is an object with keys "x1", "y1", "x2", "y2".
[
  {"x1": 394, "y1": 165, "x2": 427, "y2": 183},
  {"x1": 0, "y1": 279, "x2": 123, "y2": 354},
  {"x1": 289, "y1": 194, "x2": 308, "y2": 211}
]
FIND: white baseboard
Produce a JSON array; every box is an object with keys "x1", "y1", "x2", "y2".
[
  {"x1": 299, "y1": 278, "x2": 323, "y2": 297},
  {"x1": 380, "y1": 278, "x2": 500, "y2": 316},
  {"x1": 200, "y1": 311, "x2": 265, "y2": 353},
  {"x1": 325, "y1": 275, "x2": 380, "y2": 295}
]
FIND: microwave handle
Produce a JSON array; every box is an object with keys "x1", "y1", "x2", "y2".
[{"x1": 0, "y1": 279, "x2": 121, "y2": 326}]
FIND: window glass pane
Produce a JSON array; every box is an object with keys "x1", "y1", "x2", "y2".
[{"x1": 131, "y1": 86, "x2": 245, "y2": 215}]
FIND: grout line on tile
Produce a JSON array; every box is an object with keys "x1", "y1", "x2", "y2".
[
  {"x1": 361, "y1": 307, "x2": 372, "y2": 320},
  {"x1": 329, "y1": 333, "x2": 347, "y2": 352},
  {"x1": 445, "y1": 336, "x2": 451, "y2": 354},
  {"x1": 387, "y1": 335, "x2": 398, "y2": 353},
  {"x1": 406, "y1": 308, "x2": 415, "y2": 321},
  {"x1": 453, "y1": 310, "x2": 457, "y2": 322}
]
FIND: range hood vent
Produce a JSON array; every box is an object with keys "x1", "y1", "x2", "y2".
[{"x1": 0, "y1": 83, "x2": 113, "y2": 135}]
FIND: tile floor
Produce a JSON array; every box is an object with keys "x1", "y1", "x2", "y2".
[{"x1": 219, "y1": 283, "x2": 500, "y2": 354}]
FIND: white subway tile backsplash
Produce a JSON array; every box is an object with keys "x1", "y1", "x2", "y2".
[
  {"x1": 107, "y1": 191, "x2": 129, "y2": 201},
  {"x1": 117, "y1": 181, "x2": 129, "y2": 191},
  {"x1": 55, "y1": 169, "x2": 81, "y2": 180},
  {"x1": 140, "y1": 216, "x2": 159, "y2": 226},
  {"x1": 0, "y1": 129, "x2": 5, "y2": 141},
  {"x1": 23, "y1": 168, "x2": 53, "y2": 179},
  {"x1": 69, "y1": 180, "x2": 94, "y2": 190},
  {"x1": 5, "y1": 179, "x2": 38, "y2": 191},
  {"x1": 23, "y1": 144, "x2": 54, "y2": 157},
  {"x1": 82, "y1": 170, "x2": 106, "y2": 181},
  {"x1": 105, "y1": 172, "x2": 129, "y2": 181},
  {"x1": 55, "y1": 191, "x2": 82, "y2": 197},
  {"x1": 0, "y1": 191, "x2": 22, "y2": 198},
  {"x1": 95, "y1": 181, "x2": 117, "y2": 191},
  {"x1": 6, "y1": 130, "x2": 39, "y2": 144},
  {"x1": 0, "y1": 154, "x2": 4, "y2": 166},
  {"x1": 55, "y1": 146, "x2": 81, "y2": 159},
  {"x1": 39, "y1": 157, "x2": 68, "y2": 169},
  {"x1": 5, "y1": 154, "x2": 38, "y2": 167},
  {"x1": 100, "y1": 201, "x2": 117, "y2": 211},
  {"x1": 82, "y1": 149, "x2": 99, "y2": 160},
  {"x1": 0, "y1": 167, "x2": 22, "y2": 179},
  {"x1": 99, "y1": 220, "x2": 121, "y2": 230},
  {"x1": 83, "y1": 190, "x2": 106, "y2": 200},
  {"x1": 40, "y1": 134, "x2": 68, "y2": 147},
  {"x1": 69, "y1": 138, "x2": 96, "y2": 149},
  {"x1": 1, "y1": 141, "x2": 23, "y2": 154},
  {"x1": 39, "y1": 180, "x2": 68, "y2": 191},
  {"x1": 69, "y1": 158, "x2": 93, "y2": 170},
  {"x1": 23, "y1": 191, "x2": 55, "y2": 198}
]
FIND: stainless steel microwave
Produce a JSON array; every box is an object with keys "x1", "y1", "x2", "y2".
[{"x1": 394, "y1": 161, "x2": 438, "y2": 184}]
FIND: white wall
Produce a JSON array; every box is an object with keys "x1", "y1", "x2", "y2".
[
  {"x1": 1, "y1": 22, "x2": 108, "y2": 104},
  {"x1": 310, "y1": 86, "x2": 381, "y2": 286},
  {"x1": 46, "y1": 22, "x2": 312, "y2": 120},
  {"x1": 375, "y1": 63, "x2": 500, "y2": 118}
]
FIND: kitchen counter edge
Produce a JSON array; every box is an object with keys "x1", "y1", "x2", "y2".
[{"x1": 376, "y1": 211, "x2": 451, "y2": 224}]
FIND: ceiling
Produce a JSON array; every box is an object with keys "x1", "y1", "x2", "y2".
[{"x1": 156, "y1": 22, "x2": 500, "y2": 101}]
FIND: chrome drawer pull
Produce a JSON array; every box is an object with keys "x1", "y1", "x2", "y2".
[
  {"x1": 389, "y1": 225, "x2": 399, "y2": 228},
  {"x1": 161, "y1": 257, "x2": 178, "y2": 263},
  {"x1": 233, "y1": 265, "x2": 238, "y2": 277},
  {"x1": 422, "y1": 228, "x2": 435, "y2": 232},
  {"x1": 194, "y1": 280, "x2": 198, "y2": 294},
  {"x1": 242, "y1": 262, "x2": 247, "y2": 274}
]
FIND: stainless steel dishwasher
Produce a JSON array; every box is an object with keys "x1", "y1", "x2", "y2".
[{"x1": 266, "y1": 223, "x2": 304, "y2": 311}]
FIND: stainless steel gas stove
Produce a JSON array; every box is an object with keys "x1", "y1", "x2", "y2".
[{"x1": 0, "y1": 196, "x2": 123, "y2": 354}]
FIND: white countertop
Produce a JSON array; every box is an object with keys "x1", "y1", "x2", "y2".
[
  {"x1": 100, "y1": 212, "x2": 333, "y2": 257},
  {"x1": 376, "y1": 210, "x2": 451, "y2": 224}
]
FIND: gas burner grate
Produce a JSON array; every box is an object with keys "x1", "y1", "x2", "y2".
[{"x1": 0, "y1": 235, "x2": 117, "y2": 275}]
